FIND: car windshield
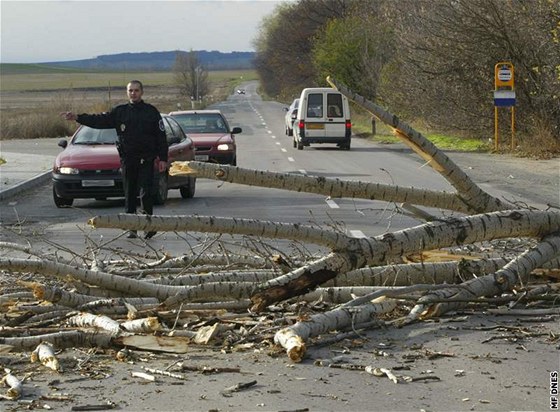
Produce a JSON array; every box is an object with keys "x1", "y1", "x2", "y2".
[
  {"x1": 73, "y1": 127, "x2": 117, "y2": 145},
  {"x1": 173, "y1": 114, "x2": 228, "y2": 134}
]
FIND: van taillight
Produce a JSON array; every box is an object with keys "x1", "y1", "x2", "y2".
[
  {"x1": 345, "y1": 120, "x2": 351, "y2": 129},
  {"x1": 298, "y1": 120, "x2": 305, "y2": 129}
]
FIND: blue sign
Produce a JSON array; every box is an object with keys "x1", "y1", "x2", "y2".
[{"x1": 494, "y1": 90, "x2": 516, "y2": 107}]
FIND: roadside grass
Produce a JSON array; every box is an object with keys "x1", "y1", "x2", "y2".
[{"x1": 351, "y1": 106, "x2": 490, "y2": 152}]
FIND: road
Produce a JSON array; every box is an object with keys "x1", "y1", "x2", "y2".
[
  {"x1": 0, "y1": 81, "x2": 460, "y2": 252},
  {"x1": 0, "y1": 83, "x2": 558, "y2": 412}
]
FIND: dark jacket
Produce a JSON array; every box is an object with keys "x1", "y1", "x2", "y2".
[{"x1": 77, "y1": 100, "x2": 168, "y2": 162}]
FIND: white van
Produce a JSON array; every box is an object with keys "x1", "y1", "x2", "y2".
[{"x1": 292, "y1": 87, "x2": 351, "y2": 150}]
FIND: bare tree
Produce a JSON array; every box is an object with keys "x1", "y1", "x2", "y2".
[{"x1": 173, "y1": 50, "x2": 209, "y2": 102}]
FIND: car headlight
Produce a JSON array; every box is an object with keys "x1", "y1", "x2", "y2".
[
  {"x1": 57, "y1": 167, "x2": 80, "y2": 175},
  {"x1": 217, "y1": 144, "x2": 233, "y2": 151}
]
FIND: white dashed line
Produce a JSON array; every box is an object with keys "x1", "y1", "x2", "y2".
[
  {"x1": 281, "y1": 148, "x2": 287, "y2": 152},
  {"x1": 349, "y1": 230, "x2": 367, "y2": 238},
  {"x1": 288, "y1": 157, "x2": 295, "y2": 162},
  {"x1": 326, "y1": 199, "x2": 339, "y2": 209}
]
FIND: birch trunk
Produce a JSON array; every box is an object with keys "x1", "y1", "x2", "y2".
[
  {"x1": 170, "y1": 161, "x2": 472, "y2": 213},
  {"x1": 326, "y1": 76, "x2": 514, "y2": 213},
  {"x1": 252, "y1": 210, "x2": 560, "y2": 309},
  {"x1": 413, "y1": 234, "x2": 560, "y2": 318},
  {"x1": 274, "y1": 298, "x2": 398, "y2": 362},
  {"x1": 331, "y1": 258, "x2": 512, "y2": 287},
  {"x1": 0, "y1": 330, "x2": 114, "y2": 351},
  {"x1": 89, "y1": 214, "x2": 346, "y2": 249}
]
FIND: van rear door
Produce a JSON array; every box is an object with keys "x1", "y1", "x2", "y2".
[
  {"x1": 303, "y1": 91, "x2": 347, "y2": 140},
  {"x1": 324, "y1": 92, "x2": 346, "y2": 138},
  {"x1": 304, "y1": 92, "x2": 326, "y2": 138}
]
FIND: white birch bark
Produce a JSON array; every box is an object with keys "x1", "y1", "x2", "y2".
[
  {"x1": 412, "y1": 233, "x2": 560, "y2": 318},
  {"x1": 170, "y1": 161, "x2": 472, "y2": 213},
  {"x1": 0, "y1": 330, "x2": 114, "y2": 351},
  {"x1": 252, "y1": 210, "x2": 560, "y2": 309},
  {"x1": 0, "y1": 258, "x2": 187, "y2": 300},
  {"x1": 331, "y1": 258, "x2": 512, "y2": 287},
  {"x1": 88, "y1": 214, "x2": 346, "y2": 249},
  {"x1": 326, "y1": 76, "x2": 514, "y2": 213},
  {"x1": 274, "y1": 298, "x2": 398, "y2": 362},
  {"x1": 66, "y1": 313, "x2": 122, "y2": 336}
]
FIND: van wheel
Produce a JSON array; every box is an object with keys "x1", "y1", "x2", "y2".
[
  {"x1": 341, "y1": 142, "x2": 351, "y2": 150},
  {"x1": 297, "y1": 140, "x2": 304, "y2": 150},
  {"x1": 53, "y1": 186, "x2": 73, "y2": 208}
]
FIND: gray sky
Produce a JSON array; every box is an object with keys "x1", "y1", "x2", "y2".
[{"x1": 0, "y1": 0, "x2": 288, "y2": 63}]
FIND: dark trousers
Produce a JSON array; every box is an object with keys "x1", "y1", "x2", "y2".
[{"x1": 122, "y1": 157, "x2": 154, "y2": 215}]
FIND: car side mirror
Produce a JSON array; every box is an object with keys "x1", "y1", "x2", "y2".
[
  {"x1": 231, "y1": 127, "x2": 242, "y2": 134},
  {"x1": 168, "y1": 136, "x2": 181, "y2": 145},
  {"x1": 58, "y1": 139, "x2": 68, "y2": 149}
]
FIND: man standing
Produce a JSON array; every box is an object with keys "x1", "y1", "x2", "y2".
[{"x1": 61, "y1": 80, "x2": 168, "y2": 239}]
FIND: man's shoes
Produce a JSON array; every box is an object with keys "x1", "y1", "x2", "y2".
[
  {"x1": 126, "y1": 230, "x2": 138, "y2": 238},
  {"x1": 144, "y1": 231, "x2": 157, "y2": 239}
]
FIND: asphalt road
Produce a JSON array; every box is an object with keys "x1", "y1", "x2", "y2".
[{"x1": 0, "y1": 83, "x2": 558, "y2": 412}]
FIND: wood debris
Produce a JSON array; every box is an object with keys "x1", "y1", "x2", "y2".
[{"x1": 31, "y1": 342, "x2": 62, "y2": 372}]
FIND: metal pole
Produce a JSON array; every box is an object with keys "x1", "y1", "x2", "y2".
[
  {"x1": 494, "y1": 106, "x2": 499, "y2": 151},
  {"x1": 511, "y1": 106, "x2": 515, "y2": 150}
]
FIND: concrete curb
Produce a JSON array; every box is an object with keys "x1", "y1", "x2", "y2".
[{"x1": 0, "y1": 171, "x2": 52, "y2": 201}]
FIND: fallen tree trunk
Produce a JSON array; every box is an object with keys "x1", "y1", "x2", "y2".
[{"x1": 326, "y1": 76, "x2": 514, "y2": 213}]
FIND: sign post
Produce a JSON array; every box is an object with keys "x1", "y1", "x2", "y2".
[{"x1": 493, "y1": 62, "x2": 516, "y2": 150}]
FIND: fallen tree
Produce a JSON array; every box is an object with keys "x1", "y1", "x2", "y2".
[{"x1": 1, "y1": 79, "x2": 558, "y2": 366}]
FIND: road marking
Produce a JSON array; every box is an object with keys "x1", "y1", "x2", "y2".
[
  {"x1": 288, "y1": 157, "x2": 295, "y2": 162},
  {"x1": 326, "y1": 199, "x2": 339, "y2": 209},
  {"x1": 267, "y1": 130, "x2": 272, "y2": 134},
  {"x1": 281, "y1": 148, "x2": 287, "y2": 152},
  {"x1": 349, "y1": 230, "x2": 367, "y2": 238}
]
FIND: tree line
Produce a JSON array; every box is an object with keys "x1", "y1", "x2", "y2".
[{"x1": 253, "y1": 0, "x2": 559, "y2": 154}]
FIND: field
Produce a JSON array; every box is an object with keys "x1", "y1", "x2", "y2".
[{"x1": 0, "y1": 65, "x2": 258, "y2": 140}]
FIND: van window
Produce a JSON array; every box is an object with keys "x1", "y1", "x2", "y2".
[
  {"x1": 326, "y1": 94, "x2": 343, "y2": 118},
  {"x1": 307, "y1": 93, "x2": 323, "y2": 118}
]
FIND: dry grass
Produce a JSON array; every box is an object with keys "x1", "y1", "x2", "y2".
[{"x1": 0, "y1": 70, "x2": 254, "y2": 140}]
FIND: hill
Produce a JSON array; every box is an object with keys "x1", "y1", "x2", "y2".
[{"x1": 42, "y1": 50, "x2": 255, "y2": 71}]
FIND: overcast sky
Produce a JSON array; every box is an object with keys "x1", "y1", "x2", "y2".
[{"x1": 1, "y1": 0, "x2": 288, "y2": 63}]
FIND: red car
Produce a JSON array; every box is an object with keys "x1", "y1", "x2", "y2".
[
  {"x1": 168, "y1": 110, "x2": 241, "y2": 166},
  {"x1": 52, "y1": 114, "x2": 196, "y2": 207}
]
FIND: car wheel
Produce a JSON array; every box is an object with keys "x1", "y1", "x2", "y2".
[
  {"x1": 53, "y1": 186, "x2": 73, "y2": 208},
  {"x1": 287, "y1": 127, "x2": 293, "y2": 136},
  {"x1": 293, "y1": 137, "x2": 297, "y2": 148},
  {"x1": 230, "y1": 156, "x2": 237, "y2": 166},
  {"x1": 153, "y1": 172, "x2": 168, "y2": 205},
  {"x1": 179, "y1": 176, "x2": 196, "y2": 199}
]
